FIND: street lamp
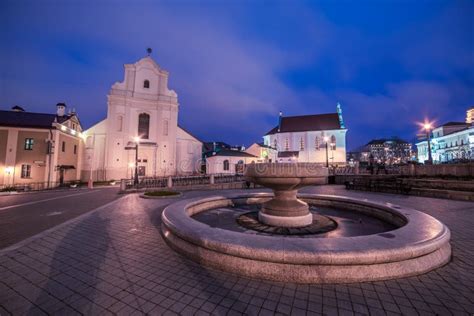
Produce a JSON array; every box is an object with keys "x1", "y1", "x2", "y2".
[
  {"x1": 133, "y1": 136, "x2": 141, "y2": 186},
  {"x1": 323, "y1": 136, "x2": 329, "y2": 167},
  {"x1": 423, "y1": 123, "x2": 433, "y2": 164}
]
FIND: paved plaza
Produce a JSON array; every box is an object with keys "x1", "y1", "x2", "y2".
[{"x1": 0, "y1": 186, "x2": 473, "y2": 315}]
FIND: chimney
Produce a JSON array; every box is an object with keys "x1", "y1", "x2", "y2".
[
  {"x1": 56, "y1": 102, "x2": 66, "y2": 117},
  {"x1": 277, "y1": 111, "x2": 283, "y2": 132}
]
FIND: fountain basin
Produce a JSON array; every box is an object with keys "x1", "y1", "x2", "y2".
[
  {"x1": 244, "y1": 163, "x2": 328, "y2": 227},
  {"x1": 161, "y1": 193, "x2": 451, "y2": 283}
]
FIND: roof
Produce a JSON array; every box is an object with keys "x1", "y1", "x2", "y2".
[
  {"x1": 178, "y1": 124, "x2": 202, "y2": 143},
  {"x1": 0, "y1": 110, "x2": 72, "y2": 129},
  {"x1": 205, "y1": 149, "x2": 257, "y2": 158},
  {"x1": 441, "y1": 121, "x2": 468, "y2": 127},
  {"x1": 265, "y1": 113, "x2": 342, "y2": 135},
  {"x1": 366, "y1": 138, "x2": 410, "y2": 145},
  {"x1": 278, "y1": 151, "x2": 299, "y2": 158}
]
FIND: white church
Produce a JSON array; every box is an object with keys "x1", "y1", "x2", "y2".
[{"x1": 81, "y1": 54, "x2": 203, "y2": 181}]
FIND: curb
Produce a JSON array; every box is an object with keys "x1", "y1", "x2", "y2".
[{"x1": 140, "y1": 192, "x2": 183, "y2": 199}]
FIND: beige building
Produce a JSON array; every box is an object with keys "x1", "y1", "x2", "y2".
[
  {"x1": 245, "y1": 143, "x2": 277, "y2": 162},
  {"x1": 0, "y1": 104, "x2": 84, "y2": 189},
  {"x1": 205, "y1": 150, "x2": 257, "y2": 174}
]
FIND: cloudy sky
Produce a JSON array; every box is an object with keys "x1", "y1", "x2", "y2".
[{"x1": 1, "y1": 0, "x2": 473, "y2": 149}]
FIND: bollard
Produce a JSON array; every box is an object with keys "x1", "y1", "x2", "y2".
[
  {"x1": 210, "y1": 174, "x2": 215, "y2": 185},
  {"x1": 167, "y1": 176, "x2": 173, "y2": 188},
  {"x1": 120, "y1": 179, "x2": 126, "y2": 191}
]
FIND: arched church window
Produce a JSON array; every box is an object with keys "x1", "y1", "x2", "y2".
[
  {"x1": 138, "y1": 113, "x2": 150, "y2": 139},
  {"x1": 117, "y1": 115, "x2": 123, "y2": 132},
  {"x1": 223, "y1": 160, "x2": 230, "y2": 171},
  {"x1": 330, "y1": 135, "x2": 336, "y2": 150},
  {"x1": 163, "y1": 120, "x2": 169, "y2": 136},
  {"x1": 143, "y1": 80, "x2": 150, "y2": 89}
]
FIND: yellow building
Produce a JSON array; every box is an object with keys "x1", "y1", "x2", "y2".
[
  {"x1": 466, "y1": 107, "x2": 474, "y2": 124},
  {"x1": 0, "y1": 104, "x2": 83, "y2": 189}
]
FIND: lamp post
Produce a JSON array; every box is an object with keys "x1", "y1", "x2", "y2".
[
  {"x1": 134, "y1": 136, "x2": 140, "y2": 186},
  {"x1": 323, "y1": 136, "x2": 329, "y2": 167},
  {"x1": 423, "y1": 123, "x2": 433, "y2": 164}
]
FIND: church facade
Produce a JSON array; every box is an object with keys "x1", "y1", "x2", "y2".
[
  {"x1": 81, "y1": 55, "x2": 202, "y2": 181},
  {"x1": 262, "y1": 104, "x2": 348, "y2": 165}
]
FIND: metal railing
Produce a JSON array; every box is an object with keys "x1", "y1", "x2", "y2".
[
  {"x1": 0, "y1": 181, "x2": 83, "y2": 192},
  {"x1": 123, "y1": 174, "x2": 245, "y2": 190}
]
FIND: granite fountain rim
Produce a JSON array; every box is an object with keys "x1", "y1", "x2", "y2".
[{"x1": 161, "y1": 192, "x2": 451, "y2": 265}]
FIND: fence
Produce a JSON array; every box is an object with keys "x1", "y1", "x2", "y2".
[
  {"x1": 0, "y1": 181, "x2": 82, "y2": 192},
  {"x1": 400, "y1": 163, "x2": 474, "y2": 177},
  {"x1": 122, "y1": 174, "x2": 245, "y2": 191}
]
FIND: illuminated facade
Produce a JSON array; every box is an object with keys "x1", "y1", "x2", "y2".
[
  {"x1": 0, "y1": 104, "x2": 83, "y2": 187},
  {"x1": 82, "y1": 54, "x2": 202, "y2": 181},
  {"x1": 262, "y1": 104, "x2": 347, "y2": 165},
  {"x1": 417, "y1": 122, "x2": 474, "y2": 164}
]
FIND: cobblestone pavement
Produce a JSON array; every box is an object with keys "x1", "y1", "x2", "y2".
[{"x1": 1, "y1": 186, "x2": 473, "y2": 315}]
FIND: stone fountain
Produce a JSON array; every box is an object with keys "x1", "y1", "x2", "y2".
[
  {"x1": 243, "y1": 163, "x2": 328, "y2": 227},
  {"x1": 160, "y1": 162, "x2": 452, "y2": 283}
]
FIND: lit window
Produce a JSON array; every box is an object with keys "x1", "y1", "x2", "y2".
[
  {"x1": 21, "y1": 164, "x2": 31, "y2": 178},
  {"x1": 330, "y1": 135, "x2": 336, "y2": 150},
  {"x1": 315, "y1": 137, "x2": 320, "y2": 151},
  {"x1": 144, "y1": 80, "x2": 150, "y2": 89},
  {"x1": 138, "y1": 113, "x2": 150, "y2": 139},
  {"x1": 223, "y1": 160, "x2": 230, "y2": 171},
  {"x1": 24, "y1": 138, "x2": 34, "y2": 150},
  {"x1": 117, "y1": 115, "x2": 123, "y2": 132}
]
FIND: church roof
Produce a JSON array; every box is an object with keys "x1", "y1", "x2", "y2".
[
  {"x1": 265, "y1": 113, "x2": 342, "y2": 135},
  {"x1": 204, "y1": 149, "x2": 257, "y2": 158},
  {"x1": 0, "y1": 109, "x2": 73, "y2": 129}
]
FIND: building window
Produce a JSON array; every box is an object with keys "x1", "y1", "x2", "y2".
[
  {"x1": 223, "y1": 160, "x2": 230, "y2": 171},
  {"x1": 62, "y1": 141, "x2": 66, "y2": 152},
  {"x1": 330, "y1": 135, "x2": 336, "y2": 150},
  {"x1": 163, "y1": 120, "x2": 169, "y2": 136},
  {"x1": 315, "y1": 137, "x2": 320, "y2": 151},
  {"x1": 72, "y1": 123, "x2": 76, "y2": 130},
  {"x1": 138, "y1": 113, "x2": 150, "y2": 139},
  {"x1": 300, "y1": 137, "x2": 304, "y2": 151},
  {"x1": 285, "y1": 138, "x2": 289, "y2": 151},
  {"x1": 21, "y1": 164, "x2": 31, "y2": 178},
  {"x1": 117, "y1": 115, "x2": 123, "y2": 132},
  {"x1": 143, "y1": 80, "x2": 150, "y2": 89},
  {"x1": 24, "y1": 138, "x2": 34, "y2": 150},
  {"x1": 273, "y1": 139, "x2": 278, "y2": 150},
  {"x1": 74, "y1": 144, "x2": 77, "y2": 155}
]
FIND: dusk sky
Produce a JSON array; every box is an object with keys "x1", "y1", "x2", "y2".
[{"x1": 1, "y1": 0, "x2": 473, "y2": 150}]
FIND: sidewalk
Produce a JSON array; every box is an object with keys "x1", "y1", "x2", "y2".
[{"x1": 1, "y1": 187, "x2": 473, "y2": 315}]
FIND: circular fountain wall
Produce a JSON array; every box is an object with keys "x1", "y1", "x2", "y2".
[{"x1": 161, "y1": 193, "x2": 451, "y2": 283}]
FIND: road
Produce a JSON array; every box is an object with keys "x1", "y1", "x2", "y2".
[{"x1": 0, "y1": 187, "x2": 120, "y2": 249}]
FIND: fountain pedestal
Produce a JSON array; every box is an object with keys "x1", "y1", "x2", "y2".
[{"x1": 244, "y1": 163, "x2": 328, "y2": 228}]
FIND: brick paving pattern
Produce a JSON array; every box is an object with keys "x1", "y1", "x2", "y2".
[{"x1": 0, "y1": 186, "x2": 473, "y2": 315}]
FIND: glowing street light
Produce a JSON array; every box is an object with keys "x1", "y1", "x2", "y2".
[
  {"x1": 133, "y1": 136, "x2": 141, "y2": 186},
  {"x1": 323, "y1": 136, "x2": 329, "y2": 168},
  {"x1": 423, "y1": 122, "x2": 433, "y2": 164}
]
